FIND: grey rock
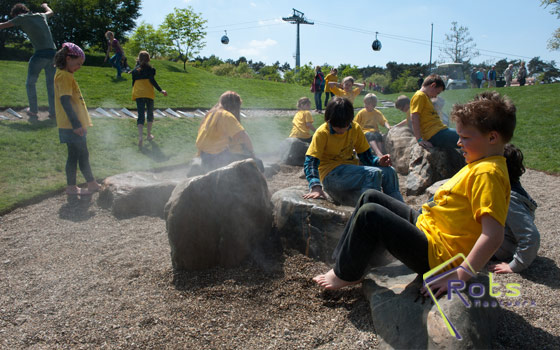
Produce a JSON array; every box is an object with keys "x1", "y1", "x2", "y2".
[
  {"x1": 98, "y1": 169, "x2": 187, "y2": 218},
  {"x1": 426, "y1": 179, "x2": 448, "y2": 199},
  {"x1": 363, "y1": 261, "x2": 497, "y2": 349},
  {"x1": 271, "y1": 186, "x2": 353, "y2": 262},
  {"x1": 279, "y1": 138, "x2": 309, "y2": 166},
  {"x1": 385, "y1": 126, "x2": 416, "y2": 175},
  {"x1": 165, "y1": 159, "x2": 272, "y2": 272}
]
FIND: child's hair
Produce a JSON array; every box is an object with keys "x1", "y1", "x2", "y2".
[
  {"x1": 324, "y1": 97, "x2": 354, "y2": 128},
  {"x1": 363, "y1": 93, "x2": 378, "y2": 106},
  {"x1": 395, "y1": 95, "x2": 410, "y2": 110},
  {"x1": 504, "y1": 143, "x2": 525, "y2": 184},
  {"x1": 315, "y1": 66, "x2": 322, "y2": 72},
  {"x1": 422, "y1": 74, "x2": 446, "y2": 90},
  {"x1": 341, "y1": 76, "x2": 355, "y2": 85},
  {"x1": 219, "y1": 91, "x2": 242, "y2": 120},
  {"x1": 331, "y1": 68, "x2": 338, "y2": 74},
  {"x1": 451, "y1": 91, "x2": 516, "y2": 143},
  {"x1": 137, "y1": 51, "x2": 152, "y2": 70},
  {"x1": 297, "y1": 97, "x2": 311, "y2": 110},
  {"x1": 105, "y1": 31, "x2": 114, "y2": 39},
  {"x1": 54, "y1": 43, "x2": 85, "y2": 69},
  {"x1": 10, "y1": 3, "x2": 29, "y2": 17}
]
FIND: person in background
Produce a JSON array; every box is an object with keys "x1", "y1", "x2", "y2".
[
  {"x1": 0, "y1": 3, "x2": 56, "y2": 118},
  {"x1": 517, "y1": 61, "x2": 527, "y2": 86},
  {"x1": 312, "y1": 66, "x2": 325, "y2": 113},
  {"x1": 488, "y1": 144, "x2": 540, "y2": 274},
  {"x1": 196, "y1": 91, "x2": 263, "y2": 172},
  {"x1": 504, "y1": 64, "x2": 514, "y2": 87},
  {"x1": 470, "y1": 68, "x2": 478, "y2": 89},
  {"x1": 354, "y1": 93, "x2": 391, "y2": 157},
  {"x1": 487, "y1": 66, "x2": 497, "y2": 88},
  {"x1": 394, "y1": 95, "x2": 411, "y2": 129},
  {"x1": 131, "y1": 51, "x2": 167, "y2": 149},
  {"x1": 53, "y1": 43, "x2": 101, "y2": 195},
  {"x1": 324, "y1": 68, "x2": 338, "y2": 107},
  {"x1": 289, "y1": 97, "x2": 316, "y2": 143},
  {"x1": 476, "y1": 68, "x2": 485, "y2": 88},
  {"x1": 104, "y1": 31, "x2": 126, "y2": 79},
  {"x1": 328, "y1": 76, "x2": 365, "y2": 105}
]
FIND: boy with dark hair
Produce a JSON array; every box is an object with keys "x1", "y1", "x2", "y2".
[
  {"x1": 0, "y1": 3, "x2": 57, "y2": 118},
  {"x1": 314, "y1": 92, "x2": 516, "y2": 297},
  {"x1": 303, "y1": 97, "x2": 402, "y2": 205},
  {"x1": 410, "y1": 74, "x2": 458, "y2": 150},
  {"x1": 488, "y1": 144, "x2": 540, "y2": 273}
]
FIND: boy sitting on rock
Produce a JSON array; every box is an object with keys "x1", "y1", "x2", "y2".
[
  {"x1": 303, "y1": 97, "x2": 403, "y2": 205},
  {"x1": 314, "y1": 91, "x2": 516, "y2": 297},
  {"x1": 354, "y1": 93, "x2": 392, "y2": 157}
]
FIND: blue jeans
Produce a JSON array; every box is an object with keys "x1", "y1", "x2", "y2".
[
  {"x1": 324, "y1": 92, "x2": 335, "y2": 107},
  {"x1": 322, "y1": 163, "x2": 403, "y2": 205},
  {"x1": 136, "y1": 98, "x2": 154, "y2": 125},
  {"x1": 428, "y1": 128, "x2": 459, "y2": 149},
  {"x1": 27, "y1": 49, "x2": 56, "y2": 116},
  {"x1": 314, "y1": 91, "x2": 323, "y2": 111},
  {"x1": 109, "y1": 52, "x2": 123, "y2": 77}
]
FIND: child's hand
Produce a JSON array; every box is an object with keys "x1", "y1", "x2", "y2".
[
  {"x1": 378, "y1": 154, "x2": 392, "y2": 167},
  {"x1": 488, "y1": 262, "x2": 514, "y2": 274},
  {"x1": 161, "y1": 90, "x2": 168, "y2": 97},
  {"x1": 73, "y1": 127, "x2": 85, "y2": 137},
  {"x1": 303, "y1": 186, "x2": 327, "y2": 200}
]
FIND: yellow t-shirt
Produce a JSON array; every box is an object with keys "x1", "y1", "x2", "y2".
[
  {"x1": 330, "y1": 86, "x2": 361, "y2": 104},
  {"x1": 54, "y1": 69, "x2": 92, "y2": 130},
  {"x1": 410, "y1": 90, "x2": 447, "y2": 140},
  {"x1": 132, "y1": 79, "x2": 155, "y2": 100},
  {"x1": 289, "y1": 110, "x2": 314, "y2": 138},
  {"x1": 196, "y1": 109, "x2": 245, "y2": 155},
  {"x1": 306, "y1": 121, "x2": 370, "y2": 182},
  {"x1": 324, "y1": 73, "x2": 338, "y2": 93},
  {"x1": 416, "y1": 156, "x2": 511, "y2": 269},
  {"x1": 354, "y1": 108, "x2": 388, "y2": 133}
]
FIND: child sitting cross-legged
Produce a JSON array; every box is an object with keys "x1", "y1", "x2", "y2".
[
  {"x1": 303, "y1": 97, "x2": 403, "y2": 205},
  {"x1": 313, "y1": 91, "x2": 516, "y2": 298}
]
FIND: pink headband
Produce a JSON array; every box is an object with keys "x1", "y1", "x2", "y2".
[{"x1": 62, "y1": 42, "x2": 85, "y2": 61}]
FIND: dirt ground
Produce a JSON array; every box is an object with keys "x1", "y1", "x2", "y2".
[{"x1": 1, "y1": 163, "x2": 559, "y2": 348}]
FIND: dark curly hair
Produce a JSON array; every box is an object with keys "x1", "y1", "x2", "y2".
[
  {"x1": 451, "y1": 91, "x2": 516, "y2": 143},
  {"x1": 10, "y1": 3, "x2": 29, "y2": 17},
  {"x1": 504, "y1": 143, "x2": 525, "y2": 184}
]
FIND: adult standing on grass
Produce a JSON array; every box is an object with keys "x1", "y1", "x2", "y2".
[
  {"x1": 312, "y1": 66, "x2": 325, "y2": 113},
  {"x1": 0, "y1": 3, "x2": 56, "y2": 119},
  {"x1": 517, "y1": 61, "x2": 527, "y2": 86},
  {"x1": 487, "y1": 66, "x2": 497, "y2": 88},
  {"x1": 504, "y1": 64, "x2": 514, "y2": 87},
  {"x1": 104, "y1": 31, "x2": 125, "y2": 79}
]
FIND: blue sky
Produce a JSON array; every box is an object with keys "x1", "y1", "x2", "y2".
[{"x1": 137, "y1": 0, "x2": 559, "y2": 68}]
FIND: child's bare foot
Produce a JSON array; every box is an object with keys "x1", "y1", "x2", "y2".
[
  {"x1": 65, "y1": 185, "x2": 82, "y2": 195},
  {"x1": 138, "y1": 138, "x2": 143, "y2": 149},
  {"x1": 147, "y1": 134, "x2": 154, "y2": 141},
  {"x1": 312, "y1": 269, "x2": 362, "y2": 290},
  {"x1": 87, "y1": 181, "x2": 101, "y2": 193}
]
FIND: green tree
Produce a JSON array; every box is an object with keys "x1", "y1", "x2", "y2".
[
  {"x1": 542, "y1": 0, "x2": 560, "y2": 50},
  {"x1": 440, "y1": 21, "x2": 479, "y2": 63},
  {"x1": 0, "y1": 0, "x2": 27, "y2": 50},
  {"x1": 127, "y1": 22, "x2": 170, "y2": 59},
  {"x1": 161, "y1": 6, "x2": 207, "y2": 71}
]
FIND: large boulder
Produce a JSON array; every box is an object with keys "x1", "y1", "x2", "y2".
[
  {"x1": 279, "y1": 138, "x2": 310, "y2": 166},
  {"x1": 406, "y1": 146, "x2": 465, "y2": 196},
  {"x1": 271, "y1": 186, "x2": 354, "y2": 263},
  {"x1": 385, "y1": 126, "x2": 416, "y2": 175},
  {"x1": 363, "y1": 261, "x2": 498, "y2": 349},
  {"x1": 164, "y1": 159, "x2": 272, "y2": 272},
  {"x1": 97, "y1": 168, "x2": 187, "y2": 218}
]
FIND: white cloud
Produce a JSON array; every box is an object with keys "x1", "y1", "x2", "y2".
[
  {"x1": 223, "y1": 38, "x2": 277, "y2": 59},
  {"x1": 250, "y1": 2, "x2": 257, "y2": 7}
]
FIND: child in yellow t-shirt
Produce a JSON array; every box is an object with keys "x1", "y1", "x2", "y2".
[
  {"x1": 328, "y1": 76, "x2": 364, "y2": 104},
  {"x1": 132, "y1": 51, "x2": 167, "y2": 149},
  {"x1": 289, "y1": 97, "x2": 316, "y2": 142},
  {"x1": 314, "y1": 91, "x2": 516, "y2": 297},
  {"x1": 354, "y1": 93, "x2": 391, "y2": 157},
  {"x1": 196, "y1": 91, "x2": 262, "y2": 172},
  {"x1": 324, "y1": 68, "x2": 338, "y2": 107},
  {"x1": 410, "y1": 74, "x2": 458, "y2": 150},
  {"x1": 53, "y1": 43, "x2": 101, "y2": 196},
  {"x1": 303, "y1": 97, "x2": 402, "y2": 206},
  {"x1": 394, "y1": 95, "x2": 411, "y2": 129}
]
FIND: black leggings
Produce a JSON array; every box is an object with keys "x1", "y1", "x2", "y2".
[
  {"x1": 333, "y1": 189, "x2": 430, "y2": 282},
  {"x1": 66, "y1": 141, "x2": 94, "y2": 186}
]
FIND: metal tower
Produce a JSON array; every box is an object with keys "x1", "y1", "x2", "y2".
[{"x1": 282, "y1": 8, "x2": 313, "y2": 71}]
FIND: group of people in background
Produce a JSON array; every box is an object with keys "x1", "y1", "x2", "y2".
[
  {"x1": 471, "y1": 62, "x2": 528, "y2": 88},
  {"x1": 2, "y1": 3, "x2": 541, "y2": 297}
]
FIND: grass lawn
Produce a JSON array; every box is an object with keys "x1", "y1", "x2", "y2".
[{"x1": 1, "y1": 59, "x2": 559, "y2": 213}]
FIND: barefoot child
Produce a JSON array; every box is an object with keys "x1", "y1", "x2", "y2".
[
  {"x1": 354, "y1": 93, "x2": 391, "y2": 157},
  {"x1": 289, "y1": 97, "x2": 316, "y2": 142},
  {"x1": 314, "y1": 91, "x2": 516, "y2": 297},
  {"x1": 54, "y1": 43, "x2": 101, "y2": 195},
  {"x1": 131, "y1": 51, "x2": 167, "y2": 149}
]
